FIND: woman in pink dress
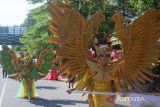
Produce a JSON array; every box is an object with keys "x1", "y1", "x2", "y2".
[{"x1": 45, "y1": 67, "x2": 60, "y2": 80}]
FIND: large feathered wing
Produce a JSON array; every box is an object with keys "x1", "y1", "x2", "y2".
[
  {"x1": 113, "y1": 9, "x2": 160, "y2": 89},
  {"x1": 49, "y1": 3, "x2": 91, "y2": 83},
  {"x1": 36, "y1": 49, "x2": 55, "y2": 76},
  {"x1": 9, "y1": 49, "x2": 55, "y2": 80}
]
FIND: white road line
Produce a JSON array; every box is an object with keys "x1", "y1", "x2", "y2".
[{"x1": 0, "y1": 76, "x2": 8, "y2": 107}]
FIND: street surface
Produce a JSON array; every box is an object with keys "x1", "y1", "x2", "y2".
[
  {"x1": 0, "y1": 66, "x2": 131, "y2": 107},
  {"x1": 0, "y1": 67, "x2": 88, "y2": 107}
]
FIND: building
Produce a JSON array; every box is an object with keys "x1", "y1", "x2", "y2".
[{"x1": 0, "y1": 26, "x2": 25, "y2": 45}]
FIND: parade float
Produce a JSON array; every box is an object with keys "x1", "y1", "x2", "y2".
[{"x1": 0, "y1": 45, "x2": 54, "y2": 99}]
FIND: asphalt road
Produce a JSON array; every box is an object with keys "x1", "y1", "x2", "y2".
[
  {"x1": 0, "y1": 67, "x2": 88, "y2": 107},
  {"x1": 0, "y1": 66, "x2": 132, "y2": 107},
  {"x1": 1, "y1": 65, "x2": 160, "y2": 107}
]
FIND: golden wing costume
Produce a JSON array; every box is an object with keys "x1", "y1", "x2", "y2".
[
  {"x1": 48, "y1": 3, "x2": 105, "y2": 83},
  {"x1": 112, "y1": 9, "x2": 160, "y2": 90},
  {"x1": 49, "y1": 2, "x2": 160, "y2": 107}
]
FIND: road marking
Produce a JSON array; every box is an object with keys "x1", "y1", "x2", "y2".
[{"x1": 0, "y1": 76, "x2": 8, "y2": 107}]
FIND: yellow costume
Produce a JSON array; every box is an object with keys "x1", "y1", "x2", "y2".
[
  {"x1": 16, "y1": 78, "x2": 38, "y2": 99},
  {"x1": 1, "y1": 47, "x2": 54, "y2": 100},
  {"x1": 49, "y1": 3, "x2": 160, "y2": 107}
]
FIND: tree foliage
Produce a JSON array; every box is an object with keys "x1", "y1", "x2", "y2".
[
  {"x1": 20, "y1": 4, "x2": 50, "y2": 54},
  {"x1": 27, "y1": 0, "x2": 49, "y2": 4},
  {"x1": 130, "y1": 0, "x2": 160, "y2": 14},
  {"x1": 18, "y1": 0, "x2": 159, "y2": 54}
]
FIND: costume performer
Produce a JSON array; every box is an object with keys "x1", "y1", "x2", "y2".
[
  {"x1": 0, "y1": 46, "x2": 54, "y2": 99},
  {"x1": 48, "y1": 2, "x2": 160, "y2": 107},
  {"x1": 45, "y1": 67, "x2": 60, "y2": 80}
]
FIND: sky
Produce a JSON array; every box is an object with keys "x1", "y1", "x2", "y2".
[
  {"x1": 0, "y1": 0, "x2": 41, "y2": 50},
  {"x1": 0, "y1": 0, "x2": 40, "y2": 26}
]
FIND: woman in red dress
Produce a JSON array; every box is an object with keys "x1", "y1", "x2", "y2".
[{"x1": 45, "y1": 67, "x2": 60, "y2": 80}]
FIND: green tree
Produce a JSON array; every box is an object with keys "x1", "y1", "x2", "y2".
[
  {"x1": 27, "y1": 0, "x2": 50, "y2": 4},
  {"x1": 130, "y1": 0, "x2": 160, "y2": 14},
  {"x1": 25, "y1": 0, "x2": 121, "y2": 42},
  {"x1": 20, "y1": 4, "x2": 50, "y2": 54},
  {"x1": 18, "y1": 0, "x2": 159, "y2": 54}
]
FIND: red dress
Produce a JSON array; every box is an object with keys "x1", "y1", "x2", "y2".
[{"x1": 45, "y1": 68, "x2": 60, "y2": 80}]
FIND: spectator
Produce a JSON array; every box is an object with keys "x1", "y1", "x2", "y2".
[{"x1": 2, "y1": 67, "x2": 7, "y2": 78}]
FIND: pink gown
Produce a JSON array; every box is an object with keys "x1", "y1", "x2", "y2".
[{"x1": 45, "y1": 68, "x2": 60, "y2": 80}]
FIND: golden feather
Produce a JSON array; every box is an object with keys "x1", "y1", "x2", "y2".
[
  {"x1": 112, "y1": 9, "x2": 160, "y2": 90},
  {"x1": 49, "y1": 3, "x2": 160, "y2": 94},
  {"x1": 9, "y1": 50, "x2": 20, "y2": 69},
  {"x1": 49, "y1": 2, "x2": 105, "y2": 86}
]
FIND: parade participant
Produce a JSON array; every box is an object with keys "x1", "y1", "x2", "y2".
[
  {"x1": 0, "y1": 46, "x2": 54, "y2": 99},
  {"x1": 45, "y1": 65, "x2": 60, "y2": 80},
  {"x1": 2, "y1": 68, "x2": 7, "y2": 78},
  {"x1": 15, "y1": 54, "x2": 39, "y2": 99},
  {"x1": 0, "y1": 45, "x2": 9, "y2": 79},
  {"x1": 49, "y1": 3, "x2": 160, "y2": 107}
]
